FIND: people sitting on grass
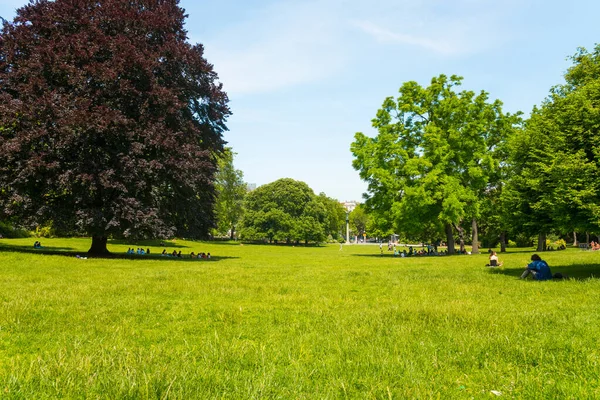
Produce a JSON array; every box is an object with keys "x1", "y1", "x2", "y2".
[
  {"x1": 591, "y1": 241, "x2": 600, "y2": 251},
  {"x1": 33, "y1": 241, "x2": 43, "y2": 249},
  {"x1": 520, "y1": 254, "x2": 552, "y2": 281},
  {"x1": 486, "y1": 251, "x2": 503, "y2": 267},
  {"x1": 125, "y1": 247, "x2": 212, "y2": 259}
]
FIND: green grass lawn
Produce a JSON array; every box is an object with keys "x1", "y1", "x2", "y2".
[{"x1": 1, "y1": 238, "x2": 599, "y2": 398}]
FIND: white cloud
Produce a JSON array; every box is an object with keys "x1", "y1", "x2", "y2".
[
  {"x1": 351, "y1": 20, "x2": 458, "y2": 55},
  {"x1": 348, "y1": 0, "x2": 520, "y2": 56},
  {"x1": 195, "y1": 0, "x2": 521, "y2": 96},
  {"x1": 200, "y1": 0, "x2": 347, "y2": 96}
]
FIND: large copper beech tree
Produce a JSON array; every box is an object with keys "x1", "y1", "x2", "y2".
[{"x1": 0, "y1": 0, "x2": 230, "y2": 254}]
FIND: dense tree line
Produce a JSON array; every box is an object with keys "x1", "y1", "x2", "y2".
[{"x1": 352, "y1": 44, "x2": 600, "y2": 252}]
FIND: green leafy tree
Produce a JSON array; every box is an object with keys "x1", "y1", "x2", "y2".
[
  {"x1": 316, "y1": 193, "x2": 347, "y2": 241},
  {"x1": 241, "y1": 178, "x2": 328, "y2": 244},
  {"x1": 292, "y1": 199, "x2": 327, "y2": 244},
  {"x1": 0, "y1": 0, "x2": 229, "y2": 254},
  {"x1": 214, "y1": 149, "x2": 246, "y2": 240},
  {"x1": 502, "y1": 45, "x2": 600, "y2": 250},
  {"x1": 352, "y1": 75, "x2": 519, "y2": 254},
  {"x1": 349, "y1": 204, "x2": 370, "y2": 239},
  {"x1": 501, "y1": 112, "x2": 559, "y2": 251},
  {"x1": 366, "y1": 212, "x2": 394, "y2": 242}
]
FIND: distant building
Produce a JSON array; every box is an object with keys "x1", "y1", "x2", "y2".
[
  {"x1": 246, "y1": 183, "x2": 257, "y2": 192},
  {"x1": 341, "y1": 200, "x2": 358, "y2": 212}
]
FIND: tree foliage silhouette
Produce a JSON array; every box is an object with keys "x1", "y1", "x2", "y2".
[{"x1": 0, "y1": 0, "x2": 230, "y2": 254}]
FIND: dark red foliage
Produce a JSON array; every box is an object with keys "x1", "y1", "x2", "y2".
[{"x1": 0, "y1": 0, "x2": 230, "y2": 249}]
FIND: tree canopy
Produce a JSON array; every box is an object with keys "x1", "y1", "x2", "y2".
[
  {"x1": 0, "y1": 0, "x2": 230, "y2": 253},
  {"x1": 352, "y1": 75, "x2": 520, "y2": 254},
  {"x1": 501, "y1": 45, "x2": 600, "y2": 249},
  {"x1": 240, "y1": 178, "x2": 340, "y2": 244},
  {"x1": 214, "y1": 148, "x2": 246, "y2": 240}
]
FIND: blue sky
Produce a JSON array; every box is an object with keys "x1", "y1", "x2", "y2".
[{"x1": 1, "y1": 0, "x2": 599, "y2": 201}]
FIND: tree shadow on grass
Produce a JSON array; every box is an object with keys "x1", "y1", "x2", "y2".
[
  {"x1": 487, "y1": 264, "x2": 600, "y2": 281},
  {"x1": 351, "y1": 254, "x2": 465, "y2": 259},
  {"x1": 0, "y1": 244, "x2": 238, "y2": 262},
  {"x1": 0, "y1": 243, "x2": 76, "y2": 253}
]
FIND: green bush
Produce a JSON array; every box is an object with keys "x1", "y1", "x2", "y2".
[
  {"x1": 33, "y1": 224, "x2": 55, "y2": 238},
  {"x1": 0, "y1": 221, "x2": 30, "y2": 238},
  {"x1": 514, "y1": 234, "x2": 534, "y2": 248},
  {"x1": 554, "y1": 238, "x2": 567, "y2": 249}
]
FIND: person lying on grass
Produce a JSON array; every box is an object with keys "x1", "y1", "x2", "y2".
[{"x1": 520, "y1": 254, "x2": 552, "y2": 281}]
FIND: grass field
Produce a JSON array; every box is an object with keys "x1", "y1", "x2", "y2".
[{"x1": 1, "y1": 238, "x2": 599, "y2": 398}]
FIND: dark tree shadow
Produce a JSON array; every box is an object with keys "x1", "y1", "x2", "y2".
[
  {"x1": 0, "y1": 243, "x2": 238, "y2": 262},
  {"x1": 0, "y1": 244, "x2": 76, "y2": 253},
  {"x1": 487, "y1": 264, "x2": 600, "y2": 281}
]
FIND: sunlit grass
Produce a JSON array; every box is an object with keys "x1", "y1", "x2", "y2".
[{"x1": 1, "y1": 238, "x2": 599, "y2": 398}]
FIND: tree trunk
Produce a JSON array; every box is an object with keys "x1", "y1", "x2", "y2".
[
  {"x1": 586, "y1": 232, "x2": 590, "y2": 245},
  {"x1": 536, "y1": 233, "x2": 546, "y2": 252},
  {"x1": 455, "y1": 223, "x2": 465, "y2": 253},
  {"x1": 573, "y1": 231, "x2": 578, "y2": 246},
  {"x1": 471, "y1": 217, "x2": 479, "y2": 254},
  {"x1": 230, "y1": 225, "x2": 235, "y2": 241},
  {"x1": 500, "y1": 231, "x2": 507, "y2": 253},
  {"x1": 88, "y1": 236, "x2": 109, "y2": 255},
  {"x1": 445, "y1": 223, "x2": 455, "y2": 255}
]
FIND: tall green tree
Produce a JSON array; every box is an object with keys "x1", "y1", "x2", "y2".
[
  {"x1": 501, "y1": 111, "x2": 559, "y2": 251},
  {"x1": 349, "y1": 204, "x2": 369, "y2": 239},
  {"x1": 241, "y1": 178, "x2": 328, "y2": 244},
  {"x1": 316, "y1": 193, "x2": 347, "y2": 241},
  {"x1": 502, "y1": 45, "x2": 600, "y2": 248},
  {"x1": 214, "y1": 148, "x2": 246, "y2": 240},
  {"x1": 352, "y1": 75, "x2": 519, "y2": 254},
  {"x1": 0, "y1": 0, "x2": 230, "y2": 254}
]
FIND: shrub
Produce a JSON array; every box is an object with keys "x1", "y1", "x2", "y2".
[
  {"x1": 514, "y1": 234, "x2": 534, "y2": 248},
  {"x1": 0, "y1": 221, "x2": 30, "y2": 238},
  {"x1": 33, "y1": 224, "x2": 56, "y2": 238},
  {"x1": 554, "y1": 238, "x2": 567, "y2": 249}
]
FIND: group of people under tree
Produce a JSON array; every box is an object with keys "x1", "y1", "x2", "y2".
[
  {"x1": 160, "y1": 249, "x2": 211, "y2": 259},
  {"x1": 127, "y1": 248, "x2": 150, "y2": 255},
  {"x1": 125, "y1": 248, "x2": 212, "y2": 259}
]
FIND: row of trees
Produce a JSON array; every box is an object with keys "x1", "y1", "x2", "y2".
[
  {"x1": 351, "y1": 45, "x2": 600, "y2": 253},
  {"x1": 0, "y1": 0, "x2": 357, "y2": 250}
]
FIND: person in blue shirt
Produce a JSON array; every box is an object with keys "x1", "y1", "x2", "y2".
[{"x1": 520, "y1": 254, "x2": 552, "y2": 281}]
